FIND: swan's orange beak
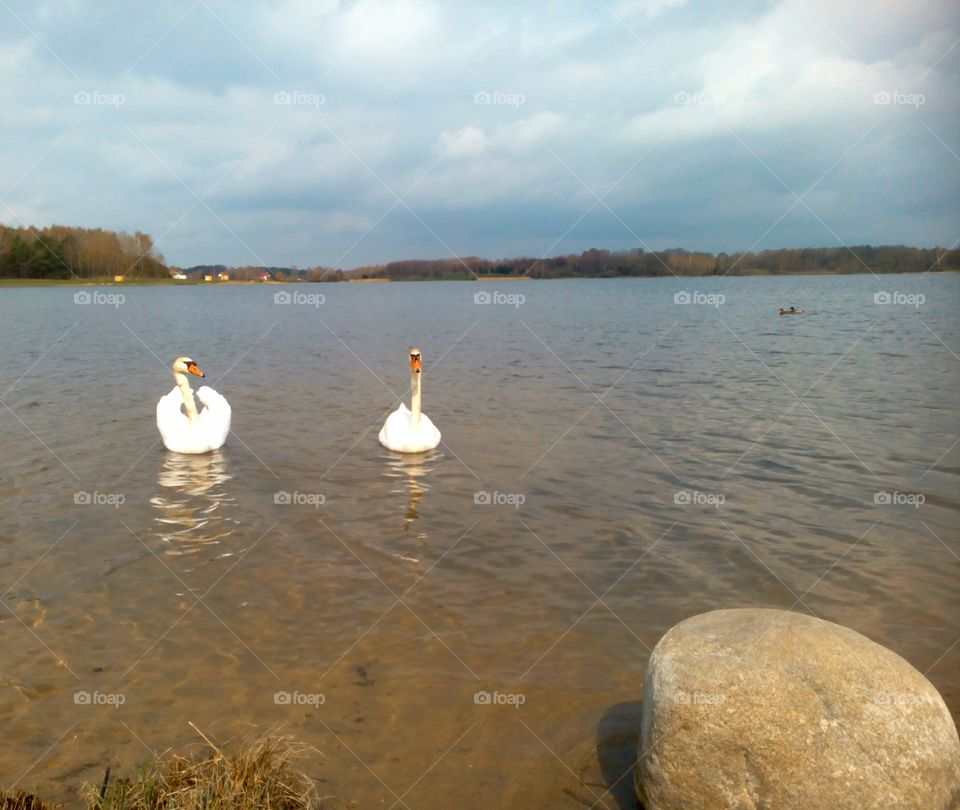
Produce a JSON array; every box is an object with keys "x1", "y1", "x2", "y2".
[
  {"x1": 187, "y1": 362, "x2": 205, "y2": 378},
  {"x1": 410, "y1": 355, "x2": 422, "y2": 373}
]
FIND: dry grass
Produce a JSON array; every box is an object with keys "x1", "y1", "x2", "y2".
[
  {"x1": 0, "y1": 791, "x2": 61, "y2": 809},
  {"x1": 84, "y1": 725, "x2": 323, "y2": 810}
]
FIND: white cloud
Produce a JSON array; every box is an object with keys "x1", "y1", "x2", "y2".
[
  {"x1": 613, "y1": 0, "x2": 687, "y2": 19},
  {"x1": 437, "y1": 125, "x2": 488, "y2": 158},
  {"x1": 341, "y1": 0, "x2": 438, "y2": 53}
]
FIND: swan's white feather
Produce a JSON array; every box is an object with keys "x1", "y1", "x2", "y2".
[
  {"x1": 195, "y1": 386, "x2": 232, "y2": 448},
  {"x1": 156, "y1": 385, "x2": 231, "y2": 454},
  {"x1": 378, "y1": 402, "x2": 441, "y2": 453}
]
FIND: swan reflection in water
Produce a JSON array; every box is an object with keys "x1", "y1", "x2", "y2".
[
  {"x1": 382, "y1": 448, "x2": 443, "y2": 547},
  {"x1": 151, "y1": 450, "x2": 239, "y2": 559}
]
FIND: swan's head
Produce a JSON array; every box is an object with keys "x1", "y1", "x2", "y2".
[
  {"x1": 172, "y1": 356, "x2": 205, "y2": 378},
  {"x1": 409, "y1": 348, "x2": 422, "y2": 374}
]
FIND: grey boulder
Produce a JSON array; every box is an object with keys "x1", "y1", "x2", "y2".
[{"x1": 636, "y1": 608, "x2": 960, "y2": 810}]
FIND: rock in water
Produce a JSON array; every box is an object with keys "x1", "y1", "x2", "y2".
[{"x1": 636, "y1": 609, "x2": 960, "y2": 810}]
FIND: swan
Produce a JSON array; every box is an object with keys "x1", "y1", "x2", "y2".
[
  {"x1": 156, "y1": 356, "x2": 231, "y2": 454},
  {"x1": 378, "y1": 348, "x2": 441, "y2": 453}
]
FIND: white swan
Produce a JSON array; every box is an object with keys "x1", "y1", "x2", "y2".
[
  {"x1": 379, "y1": 348, "x2": 441, "y2": 453},
  {"x1": 156, "y1": 356, "x2": 231, "y2": 454}
]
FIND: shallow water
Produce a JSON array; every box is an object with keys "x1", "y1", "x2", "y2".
[{"x1": 1, "y1": 274, "x2": 958, "y2": 808}]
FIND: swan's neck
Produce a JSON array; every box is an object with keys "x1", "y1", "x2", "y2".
[
  {"x1": 410, "y1": 370, "x2": 422, "y2": 427},
  {"x1": 175, "y1": 371, "x2": 200, "y2": 424}
]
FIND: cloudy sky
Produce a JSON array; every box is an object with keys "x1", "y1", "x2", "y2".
[{"x1": 1, "y1": 0, "x2": 957, "y2": 268}]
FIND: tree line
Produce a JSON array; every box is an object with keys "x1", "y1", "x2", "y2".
[
  {"x1": 2, "y1": 221, "x2": 956, "y2": 281},
  {"x1": 346, "y1": 245, "x2": 959, "y2": 281},
  {"x1": 0, "y1": 224, "x2": 167, "y2": 279}
]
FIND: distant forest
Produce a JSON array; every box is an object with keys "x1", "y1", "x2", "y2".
[
  {"x1": 1, "y1": 223, "x2": 957, "y2": 281},
  {"x1": 345, "y1": 245, "x2": 959, "y2": 280},
  {"x1": 0, "y1": 224, "x2": 167, "y2": 279}
]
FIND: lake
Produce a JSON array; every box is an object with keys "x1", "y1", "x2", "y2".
[{"x1": 1, "y1": 273, "x2": 957, "y2": 808}]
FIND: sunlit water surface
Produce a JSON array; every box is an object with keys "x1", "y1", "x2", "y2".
[{"x1": 1, "y1": 275, "x2": 958, "y2": 808}]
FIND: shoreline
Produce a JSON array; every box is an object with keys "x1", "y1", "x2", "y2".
[
  {"x1": 0, "y1": 278, "x2": 286, "y2": 287},
  {"x1": 1, "y1": 268, "x2": 956, "y2": 287}
]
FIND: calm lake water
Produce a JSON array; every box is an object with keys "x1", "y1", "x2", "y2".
[{"x1": 1, "y1": 274, "x2": 958, "y2": 808}]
